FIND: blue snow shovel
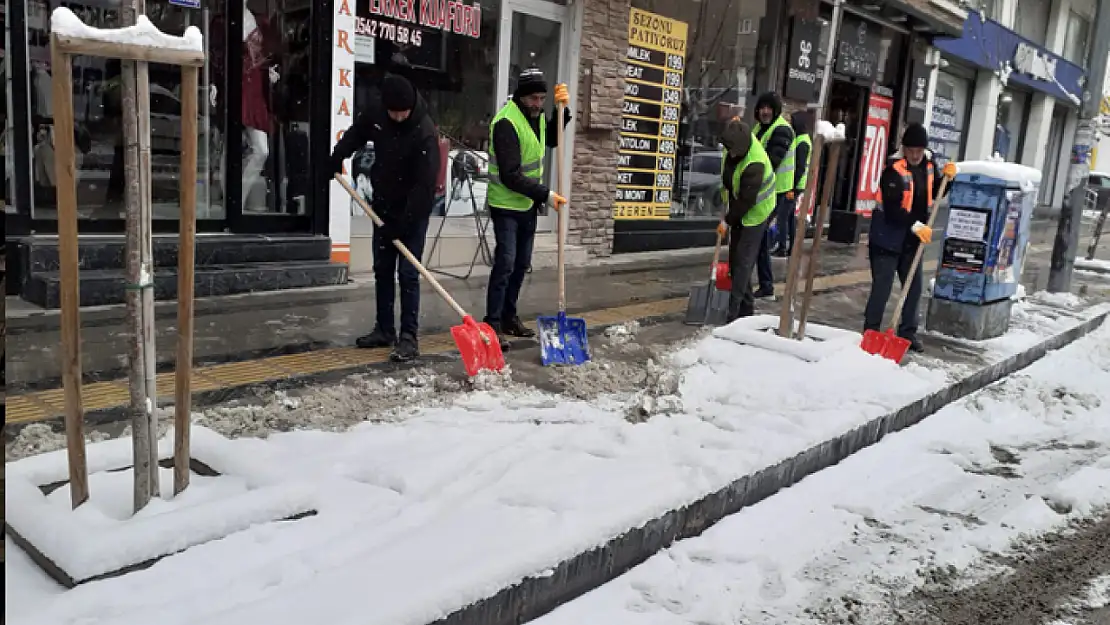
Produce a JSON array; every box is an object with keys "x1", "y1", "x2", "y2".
[{"x1": 538, "y1": 101, "x2": 590, "y2": 366}]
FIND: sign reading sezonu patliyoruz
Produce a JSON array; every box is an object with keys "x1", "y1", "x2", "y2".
[{"x1": 615, "y1": 8, "x2": 688, "y2": 220}]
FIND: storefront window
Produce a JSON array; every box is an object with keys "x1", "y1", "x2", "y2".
[
  {"x1": 1013, "y1": 0, "x2": 1049, "y2": 46},
  {"x1": 994, "y1": 88, "x2": 1029, "y2": 162},
  {"x1": 1063, "y1": 11, "x2": 1090, "y2": 66},
  {"x1": 928, "y1": 70, "x2": 972, "y2": 166},
  {"x1": 623, "y1": 0, "x2": 771, "y2": 221}
]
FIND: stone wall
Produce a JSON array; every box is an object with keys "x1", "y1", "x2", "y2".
[{"x1": 568, "y1": 0, "x2": 630, "y2": 257}]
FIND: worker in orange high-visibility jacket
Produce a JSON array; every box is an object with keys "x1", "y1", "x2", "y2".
[{"x1": 863, "y1": 122, "x2": 955, "y2": 353}]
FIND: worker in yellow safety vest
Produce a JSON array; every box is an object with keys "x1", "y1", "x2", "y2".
[
  {"x1": 752, "y1": 92, "x2": 795, "y2": 297},
  {"x1": 776, "y1": 113, "x2": 813, "y2": 257},
  {"x1": 484, "y1": 68, "x2": 571, "y2": 350}
]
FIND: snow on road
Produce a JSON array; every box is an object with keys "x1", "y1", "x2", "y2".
[{"x1": 534, "y1": 323, "x2": 1110, "y2": 625}]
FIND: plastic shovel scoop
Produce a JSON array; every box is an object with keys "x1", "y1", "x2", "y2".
[
  {"x1": 715, "y1": 261, "x2": 732, "y2": 292},
  {"x1": 335, "y1": 174, "x2": 504, "y2": 376}
]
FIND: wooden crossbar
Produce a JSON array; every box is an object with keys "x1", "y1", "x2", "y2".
[{"x1": 52, "y1": 34, "x2": 205, "y2": 67}]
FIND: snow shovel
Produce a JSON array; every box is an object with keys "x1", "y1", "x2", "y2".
[
  {"x1": 538, "y1": 102, "x2": 590, "y2": 366},
  {"x1": 335, "y1": 175, "x2": 505, "y2": 376},
  {"x1": 861, "y1": 173, "x2": 954, "y2": 363},
  {"x1": 685, "y1": 224, "x2": 730, "y2": 326}
]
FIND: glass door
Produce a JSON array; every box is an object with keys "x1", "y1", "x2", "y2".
[{"x1": 497, "y1": 0, "x2": 570, "y2": 233}]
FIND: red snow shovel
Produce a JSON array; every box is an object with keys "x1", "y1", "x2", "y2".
[
  {"x1": 861, "y1": 174, "x2": 953, "y2": 363},
  {"x1": 335, "y1": 175, "x2": 505, "y2": 376},
  {"x1": 715, "y1": 260, "x2": 732, "y2": 292}
]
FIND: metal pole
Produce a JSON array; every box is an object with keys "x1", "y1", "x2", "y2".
[
  {"x1": 813, "y1": 0, "x2": 843, "y2": 115},
  {"x1": 1047, "y1": 0, "x2": 1110, "y2": 292}
]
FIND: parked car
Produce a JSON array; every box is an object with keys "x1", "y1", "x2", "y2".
[{"x1": 681, "y1": 150, "x2": 725, "y2": 218}]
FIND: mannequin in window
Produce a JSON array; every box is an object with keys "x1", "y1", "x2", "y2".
[{"x1": 241, "y1": 0, "x2": 279, "y2": 210}]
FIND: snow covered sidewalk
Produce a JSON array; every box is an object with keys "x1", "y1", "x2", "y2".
[
  {"x1": 5, "y1": 297, "x2": 1108, "y2": 625},
  {"x1": 532, "y1": 323, "x2": 1110, "y2": 625}
]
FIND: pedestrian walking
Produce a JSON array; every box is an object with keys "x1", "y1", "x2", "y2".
[
  {"x1": 484, "y1": 67, "x2": 571, "y2": 350},
  {"x1": 776, "y1": 112, "x2": 813, "y2": 257},
  {"x1": 329, "y1": 73, "x2": 440, "y2": 362},
  {"x1": 863, "y1": 122, "x2": 955, "y2": 352},
  {"x1": 752, "y1": 92, "x2": 796, "y2": 297},
  {"x1": 719, "y1": 117, "x2": 777, "y2": 321}
]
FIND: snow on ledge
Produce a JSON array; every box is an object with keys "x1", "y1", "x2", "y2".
[
  {"x1": 712, "y1": 315, "x2": 861, "y2": 362},
  {"x1": 955, "y1": 160, "x2": 1042, "y2": 186},
  {"x1": 816, "y1": 120, "x2": 847, "y2": 142},
  {"x1": 51, "y1": 7, "x2": 203, "y2": 52}
]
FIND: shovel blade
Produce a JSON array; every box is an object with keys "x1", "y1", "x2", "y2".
[
  {"x1": 714, "y1": 262, "x2": 732, "y2": 292},
  {"x1": 537, "y1": 312, "x2": 591, "y2": 366},
  {"x1": 684, "y1": 284, "x2": 730, "y2": 326},
  {"x1": 860, "y1": 329, "x2": 910, "y2": 364},
  {"x1": 450, "y1": 317, "x2": 506, "y2": 376}
]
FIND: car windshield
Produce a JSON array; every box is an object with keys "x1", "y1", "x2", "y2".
[{"x1": 690, "y1": 153, "x2": 722, "y2": 175}]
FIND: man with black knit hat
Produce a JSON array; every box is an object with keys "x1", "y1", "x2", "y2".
[
  {"x1": 752, "y1": 92, "x2": 795, "y2": 296},
  {"x1": 484, "y1": 67, "x2": 571, "y2": 349},
  {"x1": 329, "y1": 72, "x2": 440, "y2": 362},
  {"x1": 864, "y1": 122, "x2": 955, "y2": 352}
]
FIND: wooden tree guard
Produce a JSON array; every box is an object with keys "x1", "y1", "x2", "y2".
[
  {"x1": 796, "y1": 142, "x2": 843, "y2": 340},
  {"x1": 778, "y1": 134, "x2": 827, "y2": 339},
  {"x1": 50, "y1": 30, "x2": 204, "y2": 508}
]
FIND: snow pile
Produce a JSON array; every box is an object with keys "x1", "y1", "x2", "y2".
[
  {"x1": 51, "y1": 7, "x2": 203, "y2": 52},
  {"x1": 957, "y1": 160, "x2": 1042, "y2": 187},
  {"x1": 532, "y1": 323, "x2": 1110, "y2": 625},
  {"x1": 603, "y1": 320, "x2": 641, "y2": 346},
  {"x1": 1075, "y1": 257, "x2": 1110, "y2": 273},
  {"x1": 816, "y1": 120, "x2": 848, "y2": 142}
]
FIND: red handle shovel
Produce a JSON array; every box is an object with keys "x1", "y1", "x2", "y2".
[{"x1": 335, "y1": 175, "x2": 505, "y2": 376}]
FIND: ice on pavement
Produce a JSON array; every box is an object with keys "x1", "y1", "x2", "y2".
[{"x1": 533, "y1": 323, "x2": 1110, "y2": 625}]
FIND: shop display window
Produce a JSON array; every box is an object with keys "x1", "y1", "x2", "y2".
[
  {"x1": 929, "y1": 71, "x2": 972, "y2": 166},
  {"x1": 994, "y1": 88, "x2": 1030, "y2": 163}
]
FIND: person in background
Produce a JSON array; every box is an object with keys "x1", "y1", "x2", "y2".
[
  {"x1": 863, "y1": 122, "x2": 955, "y2": 353},
  {"x1": 718, "y1": 117, "x2": 777, "y2": 321},
  {"x1": 484, "y1": 67, "x2": 571, "y2": 350},
  {"x1": 329, "y1": 73, "x2": 440, "y2": 363},
  {"x1": 752, "y1": 92, "x2": 795, "y2": 296},
  {"x1": 776, "y1": 112, "x2": 812, "y2": 257}
]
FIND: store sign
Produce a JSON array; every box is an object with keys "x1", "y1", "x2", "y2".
[
  {"x1": 835, "y1": 15, "x2": 881, "y2": 82},
  {"x1": 855, "y1": 93, "x2": 893, "y2": 216},
  {"x1": 615, "y1": 8, "x2": 688, "y2": 221},
  {"x1": 330, "y1": 0, "x2": 359, "y2": 263},
  {"x1": 933, "y1": 12, "x2": 1085, "y2": 104},
  {"x1": 928, "y1": 92, "x2": 962, "y2": 166},
  {"x1": 783, "y1": 18, "x2": 821, "y2": 103},
  {"x1": 355, "y1": 0, "x2": 482, "y2": 69},
  {"x1": 905, "y1": 61, "x2": 931, "y2": 125}
]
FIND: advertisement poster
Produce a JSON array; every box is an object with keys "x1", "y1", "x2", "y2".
[
  {"x1": 946, "y1": 208, "x2": 989, "y2": 241},
  {"x1": 929, "y1": 94, "x2": 963, "y2": 166},
  {"x1": 854, "y1": 93, "x2": 893, "y2": 216},
  {"x1": 614, "y1": 7, "x2": 688, "y2": 220}
]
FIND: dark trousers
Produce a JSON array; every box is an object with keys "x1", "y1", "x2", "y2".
[
  {"x1": 757, "y1": 196, "x2": 792, "y2": 291},
  {"x1": 864, "y1": 246, "x2": 923, "y2": 339},
  {"x1": 485, "y1": 206, "x2": 538, "y2": 324},
  {"x1": 775, "y1": 194, "x2": 797, "y2": 252},
  {"x1": 372, "y1": 217, "x2": 430, "y2": 337},
  {"x1": 728, "y1": 218, "x2": 771, "y2": 320}
]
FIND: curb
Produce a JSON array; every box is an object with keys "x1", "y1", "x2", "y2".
[{"x1": 429, "y1": 310, "x2": 1110, "y2": 625}]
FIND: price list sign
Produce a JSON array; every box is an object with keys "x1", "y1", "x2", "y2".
[{"x1": 614, "y1": 8, "x2": 689, "y2": 220}]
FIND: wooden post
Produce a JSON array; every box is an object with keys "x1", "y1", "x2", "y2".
[
  {"x1": 796, "y1": 142, "x2": 843, "y2": 340},
  {"x1": 175, "y1": 66, "x2": 199, "y2": 495},
  {"x1": 137, "y1": 58, "x2": 160, "y2": 495},
  {"x1": 50, "y1": 37, "x2": 90, "y2": 509},
  {"x1": 778, "y1": 133, "x2": 826, "y2": 339}
]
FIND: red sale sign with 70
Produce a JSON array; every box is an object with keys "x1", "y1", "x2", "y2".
[{"x1": 855, "y1": 93, "x2": 893, "y2": 216}]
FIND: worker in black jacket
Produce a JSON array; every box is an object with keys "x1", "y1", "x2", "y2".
[
  {"x1": 484, "y1": 68, "x2": 571, "y2": 349},
  {"x1": 752, "y1": 92, "x2": 795, "y2": 297},
  {"x1": 863, "y1": 122, "x2": 955, "y2": 352},
  {"x1": 329, "y1": 73, "x2": 440, "y2": 362}
]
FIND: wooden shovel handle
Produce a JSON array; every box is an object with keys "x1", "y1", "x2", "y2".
[
  {"x1": 335, "y1": 175, "x2": 469, "y2": 321},
  {"x1": 887, "y1": 174, "x2": 953, "y2": 332},
  {"x1": 556, "y1": 101, "x2": 567, "y2": 314}
]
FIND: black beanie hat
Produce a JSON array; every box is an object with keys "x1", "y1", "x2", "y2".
[
  {"x1": 902, "y1": 122, "x2": 929, "y2": 149},
  {"x1": 513, "y1": 67, "x2": 548, "y2": 98},
  {"x1": 381, "y1": 74, "x2": 416, "y2": 112}
]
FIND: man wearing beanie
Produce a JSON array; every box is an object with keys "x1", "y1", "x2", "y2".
[
  {"x1": 863, "y1": 122, "x2": 954, "y2": 353},
  {"x1": 329, "y1": 72, "x2": 440, "y2": 363},
  {"x1": 484, "y1": 67, "x2": 572, "y2": 349}
]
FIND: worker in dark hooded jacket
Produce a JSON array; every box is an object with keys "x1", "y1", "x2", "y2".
[
  {"x1": 776, "y1": 112, "x2": 813, "y2": 256},
  {"x1": 752, "y1": 92, "x2": 795, "y2": 296},
  {"x1": 329, "y1": 73, "x2": 440, "y2": 363},
  {"x1": 718, "y1": 117, "x2": 778, "y2": 320},
  {"x1": 863, "y1": 122, "x2": 956, "y2": 352}
]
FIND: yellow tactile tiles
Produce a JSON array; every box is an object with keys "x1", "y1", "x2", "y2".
[{"x1": 5, "y1": 266, "x2": 887, "y2": 426}]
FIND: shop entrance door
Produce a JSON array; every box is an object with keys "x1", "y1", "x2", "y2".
[
  {"x1": 1040, "y1": 108, "x2": 1067, "y2": 206},
  {"x1": 822, "y1": 80, "x2": 868, "y2": 213},
  {"x1": 496, "y1": 0, "x2": 572, "y2": 233}
]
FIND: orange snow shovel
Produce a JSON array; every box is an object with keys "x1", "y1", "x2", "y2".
[
  {"x1": 335, "y1": 175, "x2": 505, "y2": 376},
  {"x1": 861, "y1": 173, "x2": 953, "y2": 363}
]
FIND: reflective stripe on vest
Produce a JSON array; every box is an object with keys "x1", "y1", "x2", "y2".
[
  {"x1": 721, "y1": 139, "x2": 778, "y2": 227},
  {"x1": 791, "y1": 133, "x2": 813, "y2": 191},
  {"x1": 759, "y1": 115, "x2": 795, "y2": 194},
  {"x1": 487, "y1": 101, "x2": 546, "y2": 211},
  {"x1": 891, "y1": 159, "x2": 935, "y2": 212}
]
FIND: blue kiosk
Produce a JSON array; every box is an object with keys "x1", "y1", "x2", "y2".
[{"x1": 927, "y1": 163, "x2": 1041, "y2": 340}]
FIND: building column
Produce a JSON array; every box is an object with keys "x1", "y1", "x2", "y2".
[
  {"x1": 964, "y1": 69, "x2": 1003, "y2": 160},
  {"x1": 1021, "y1": 93, "x2": 1057, "y2": 169},
  {"x1": 568, "y1": 0, "x2": 629, "y2": 257}
]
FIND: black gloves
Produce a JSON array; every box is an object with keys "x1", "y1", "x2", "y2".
[{"x1": 376, "y1": 218, "x2": 407, "y2": 243}]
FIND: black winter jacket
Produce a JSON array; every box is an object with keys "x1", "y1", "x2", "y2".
[
  {"x1": 753, "y1": 92, "x2": 794, "y2": 178},
  {"x1": 870, "y1": 153, "x2": 948, "y2": 254},
  {"x1": 490, "y1": 98, "x2": 572, "y2": 209},
  {"x1": 332, "y1": 92, "x2": 440, "y2": 231}
]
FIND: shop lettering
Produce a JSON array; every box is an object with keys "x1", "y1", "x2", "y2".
[
  {"x1": 362, "y1": 0, "x2": 482, "y2": 39},
  {"x1": 788, "y1": 67, "x2": 816, "y2": 84},
  {"x1": 622, "y1": 118, "x2": 640, "y2": 132},
  {"x1": 616, "y1": 189, "x2": 651, "y2": 202},
  {"x1": 419, "y1": 0, "x2": 482, "y2": 37},
  {"x1": 1012, "y1": 42, "x2": 1058, "y2": 83},
  {"x1": 620, "y1": 136, "x2": 654, "y2": 151},
  {"x1": 626, "y1": 64, "x2": 645, "y2": 80},
  {"x1": 623, "y1": 100, "x2": 642, "y2": 115},
  {"x1": 867, "y1": 105, "x2": 889, "y2": 121},
  {"x1": 366, "y1": 0, "x2": 416, "y2": 22},
  {"x1": 627, "y1": 46, "x2": 652, "y2": 62}
]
